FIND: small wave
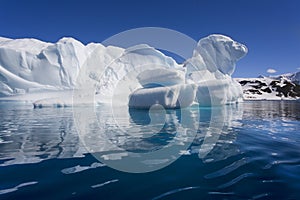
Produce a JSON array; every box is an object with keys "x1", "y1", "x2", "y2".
[
  {"x1": 0, "y1": 181, "x2": 37, "y2": 195},
  {"x1": 208, "y1": 191, "x2": 235, "y2": 196},
  {"x1": 91, "y1": 179, "x2": 118, "y2": 188},
  {"x1": 61, "y1": 162, "x2": 106, "y2": 174},
  {"x1": 218, "y1": 173, "x2": 255, "y2": 189},
  {"x1": 152, "y1": 186, "x2": 200, "y2": 200},
  {"x1": 205, "y1": 157, "x2": 248, "y2": 179},
  {"x1": 263, "y1": 158, "x2": 300, "y2": 170},
  {"x1": 0, "y1": 139, "x2": 12, "y2": 144},
  {"x1": 252, "y1": 193, "x2": 270, "y2": 199}
]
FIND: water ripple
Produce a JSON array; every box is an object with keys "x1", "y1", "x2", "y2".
[
  {"x1": 218, "y1": 173, "x2": 255, "y2": 189},
  {"x1": 0, "y1": 101, "x2": 300, "y2": 199},
  {"x1": 0, "y1": 181, "x2": 37, "y2": 195},
  {"x1": 61, "y1": 162, "x2": 106, "y2": 174},
  {"x1": 91, "y1": 179, "x2": 119, "y2": 189},
  {"x1": 208, "y1": 191, "x2": 235, "y2": 195},
  {"x1": 252, "y1": 193, "x2": 270, "y2": 199},
  {"x1": 205, "y1": 157, "x2": 248, "y2": 179},
  {"x1": 152, "y1": 186, "x2": 201, "y2": 200}
]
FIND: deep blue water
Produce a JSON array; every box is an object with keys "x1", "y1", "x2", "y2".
[{"x1": 0, "y1": 101, "x2": 300, "y2": 199}]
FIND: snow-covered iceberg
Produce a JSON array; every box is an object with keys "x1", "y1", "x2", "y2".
[
  {"x1": 0, "y1": 34, "x2": 248, "y2": 107},
  {"x1": 128, "y1": 68, "x2": 196, "y2": 109},
  {"x1": 184, "y1": 35, "x2": 247, "y2": 106},
  {"x1": 33, "y1": 97, "x2": 70, "y2": 108},
  {"x1": 92, "y1": 44, "x2": 181, "y2": 104},
  {"x1": 0, "y1": 36, "x2": 123, "y2": 97},
  {"x1": 137, "y1": 68, "x2": 185, "y2": 88},
  {"x1": 129, "y1": 83, "x2": 196, "y2": 109}
]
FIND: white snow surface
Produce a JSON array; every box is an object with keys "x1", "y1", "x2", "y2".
[
  {"x1": 185, "y1": 35, "x2": 247, "y2": 105},
  {"x1": 185, "y1": 34, "x2": 247, "y2": 76},
  {"x1": 137, "y1": 68, "x2": 185, "y2": 87},
  {"x1": 292, "y1": 71, "x2": 300, "y2": 84},
  {"x1": 0, "y1": 34, "x2": 247, "y2": 107},
  {"x1": 129, "y1": 68, "x2": 192, "y2": 109},
  {"x1": 195, "y1": 79, "x2": 243, "y2": 106}
]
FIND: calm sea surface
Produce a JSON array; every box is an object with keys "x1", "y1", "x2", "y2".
[{"x1": 0, "y1": 101, "x2": 300, "y2": 199}]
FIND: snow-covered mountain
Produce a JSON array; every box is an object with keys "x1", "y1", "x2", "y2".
[
  {"x1": 0, "y1": 35, "x2": 247, "y2": 106},
  {"x1": 235, "y1": 72, "x2": 300, "y2": 100}
]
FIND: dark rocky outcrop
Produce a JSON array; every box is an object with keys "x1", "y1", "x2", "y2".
[{"x1": 235, "y1": 73, "x2": 300, "y2": 100}]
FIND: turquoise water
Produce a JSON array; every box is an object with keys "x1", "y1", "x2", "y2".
[{"x1": 0, "y1": 101, "x2": 300, "y2": 199}]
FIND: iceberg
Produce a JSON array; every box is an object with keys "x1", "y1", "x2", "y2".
[
  {"x1": 128, "y1": 84, "x2": 196, "y2": 109},
  {"x1": 195, "y1": 79, "x2": 230, "y2": 106},
  {"x1": 93, "y1": 44, "x2": 181, "y2": 104},
  {"x1": 137, "y1": 68, "x2": 185, "y2": 88},
  {"x1": 0, "y1": 34, "x2": 248, "y2": 107},
  {"x1": 33, "y1": 98, "x2": 70, "y2": 108},
  {"x1": 185, "y1": 34, "x2": 247, "y2": 76},
  {"x1": 128, "y1": 68, "x2": 195, "y2": 109},
  {"x1": 0, "y1": 37, "x2": 123, "y2": 97},
  {"x1": 184, "y1": 34, "x2": 247, "y2": 106}
]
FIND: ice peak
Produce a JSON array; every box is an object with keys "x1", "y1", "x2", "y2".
[
  {"x1": 124, "y1": 44, "x2": 154, "y2": 53},
  {"x1": 57, "y1": 37, "x2": 84, "y2": 47},
  {"x1": 206, "y1": 34, "x2": 233, "y2": 42},
  {"x1": 0, "y1": 36, "x2": 12, "y2": 42},
  {"x1": 189, "y1": 34, "x2": 247, "y2": 76}
]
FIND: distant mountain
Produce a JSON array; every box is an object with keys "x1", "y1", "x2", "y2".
[{"x1": 235, "y1": 72, "x2": 300, "y2": 100}]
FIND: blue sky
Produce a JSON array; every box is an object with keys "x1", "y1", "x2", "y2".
[{"x1": 0, "y1": 0, "x2": 299, "y2": 77}]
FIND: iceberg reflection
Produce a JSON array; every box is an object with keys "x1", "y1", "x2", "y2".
[
  {"x1": 0, "y1": 105, "x2": 85, "y2": 166},
  {"x1": 0, "y1": 102, "x2": 244, "y2": 170}
]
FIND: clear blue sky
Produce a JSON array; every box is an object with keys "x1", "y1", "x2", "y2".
[{"x1": 0, "y1": 0, "x2": 299, "y2": 77}]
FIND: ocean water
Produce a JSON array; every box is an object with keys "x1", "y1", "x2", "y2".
[{"x1": 0, "y1": 101, "x2": 300, "y2": 199}]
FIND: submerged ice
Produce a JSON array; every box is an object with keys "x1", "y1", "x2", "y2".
[{"x1": 0, "y1": 34, "x2": 248, "y2": 107}]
